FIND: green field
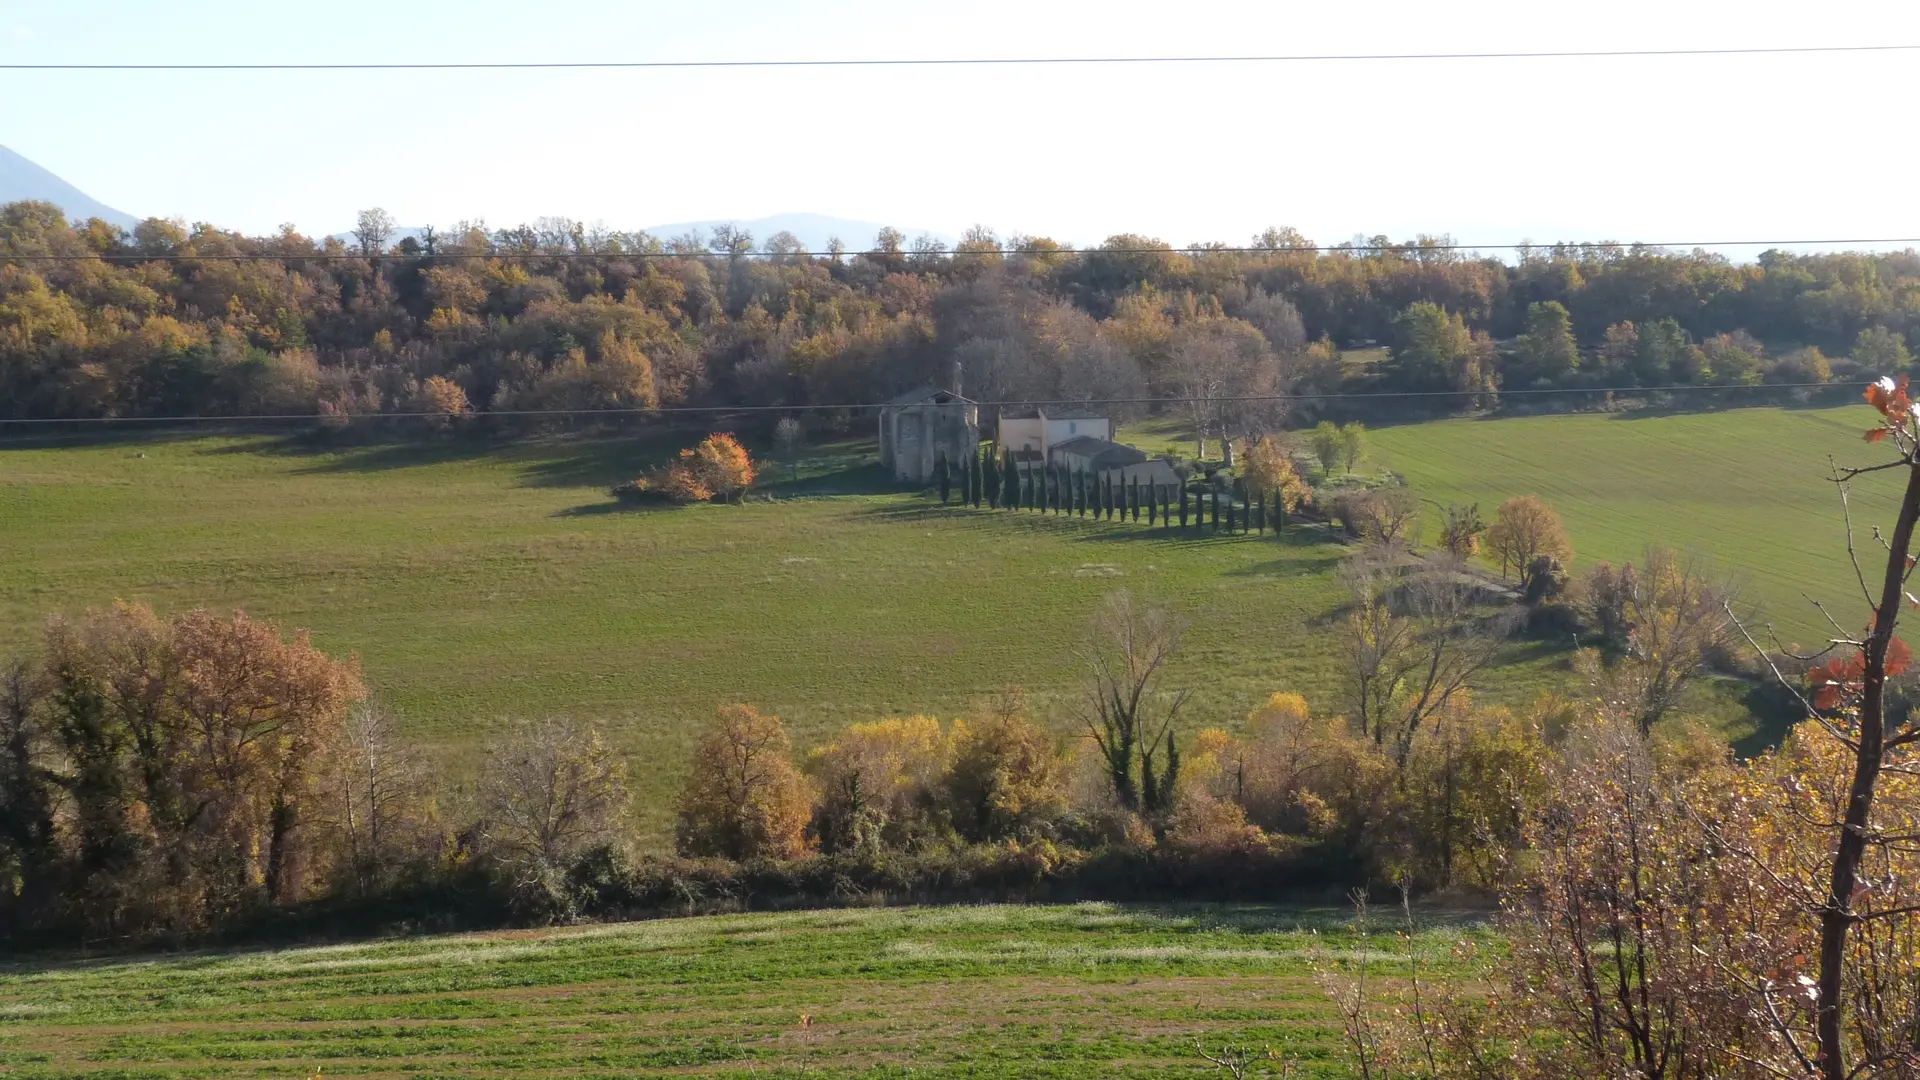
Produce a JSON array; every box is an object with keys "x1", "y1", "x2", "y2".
[
  {"x1": 0, "y1": 902, "x2": 1481, "y2": 1078},
  {"x1": 0, "y1": 431, "x2": 1399, "y2": 837},
  {"x1": 0, "y1": 405, "x2": 1889, "y2": 834},
  {"x1": 1367, "y1": 404, "x2": 1903, "y2": 644}
]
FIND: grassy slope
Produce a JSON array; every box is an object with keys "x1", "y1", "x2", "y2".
[
  {"x1": 0, "y1": 903, "x2": 1482, "y2": 1078},
  {"x1": 4, "y1": 431, "x2": 1469, "y2": 836},
  {"x1": 1366, "y1": 404, "x2": 1904, "y2": 644}
]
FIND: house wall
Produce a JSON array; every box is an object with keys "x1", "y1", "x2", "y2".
[
  {"x1": 1045, "y1": 417, "x2": 1110, "y2": 447},
  {"x1": 998, "y1": 416, "x2": 1046, "y2": 455},
  {"x1": 886, "y1": 401, "x2": 979, "y2": 482}
]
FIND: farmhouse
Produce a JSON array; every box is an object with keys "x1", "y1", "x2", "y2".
[
  {"x1": 997, "y1": 407, "x2": 1113, "y2": 458},
  {"x1": 877, "y1": 386, "x2": 979, "y2": 483}
]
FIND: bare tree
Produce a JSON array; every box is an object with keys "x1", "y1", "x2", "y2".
[
  {"x1": 1341, "y1": 553, "x2": 1513, "y2": 765},
  {"x1": 479, "y1": 718, "x2": 630, "y2": 875},
  {"x1": 1168, "y1": 319, "x2": 1280, "y2": 459},
  {"x1": 319, "y1": 701, "x2": 432, "y2": 896},
  {"x1": 1079, "y1": 591, "x2": 1189, "y2": 816},
  {"x1": 773, "y1": 417, "x2": 805, "y2": 482},
  {"x1": 353, "y1": 208, "x2": 395, "y2": 258},
  {"x1": 1593, "y1": 547, "x2": 1735, "y2": 733}
]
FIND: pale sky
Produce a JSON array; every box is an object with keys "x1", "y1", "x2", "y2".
[{"x1": 3, "y1": 0, "x2": 1918, "y2": 251}]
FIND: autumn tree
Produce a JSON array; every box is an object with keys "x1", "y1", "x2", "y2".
[
  {"x1": 675, "y1": 704, "x2": 810, "y2": 861},
  {"x1": 1079, "y1": 591, "x2": 1189, "y2": 817},
  {"x1": 1486, "y1": 494, "x2": 1572, "y2": 586},
  {"x1": 806, "y1": 715, "x2": 949, "y2": 853},
  {"x1": 40, "y1": 603, "x2": 364, "y2": 922},
  {"x1": 692, "y1": 432, "x2": 755, "y2": 502},
  {"x1": 1240, "y1": 436, "x2": 1311, "y2": 519},
  {"x1": 942, "y1": 694, "x2": 1067, "y2": 842}
]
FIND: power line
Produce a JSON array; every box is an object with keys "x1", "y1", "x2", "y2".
[
  {"x1": 0, "y1": 383, "x2": 1862, "y2": 426},
  {"x1": 7, "y1": 239, "x2": 1920, "y2": 264},
  {"x1": 4, "y1": 44, "x2": 1917, "y2": 71}
]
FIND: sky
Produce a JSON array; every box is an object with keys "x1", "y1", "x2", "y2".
[{"x1": 2, "y1": 0, "x2": 1918, "y2": 253}]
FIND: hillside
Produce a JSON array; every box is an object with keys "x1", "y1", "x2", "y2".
[{"x1": 0, "y1": 145, "x2": 139, "y2": 230}]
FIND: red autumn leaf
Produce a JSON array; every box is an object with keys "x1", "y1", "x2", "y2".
[
  {"x1": 1867, "y1": 427, "x2": 1892, "y2": 443},
  {"x1": 1888, "y1": 637, "x2": 1913, "y2": 678},
  {"x1": 1815, "y1": 683, "x2": 1843, "y2": 710},
  {"x1": 1844, "y1": 651, "x2": 1869, "y2": 679}
]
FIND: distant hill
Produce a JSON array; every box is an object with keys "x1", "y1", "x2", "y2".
[
  {"x1": 0, "y1": 146, "x2": 139, "y2": 231},
  {"x1": 643, "y1": 213, "x2": 956, "y2": 253}
]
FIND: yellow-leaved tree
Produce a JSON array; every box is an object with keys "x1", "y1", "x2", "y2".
[{"x1": 1240, "y1": 435, "x2": 1312, "y2": 523}]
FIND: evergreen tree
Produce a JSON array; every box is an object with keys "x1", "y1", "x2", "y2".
[
  {"x1": 1179, "y1": 483, "x2": 1190, "y2": 528},
  {"x1": 1130, "y1": 476, "x2": 1140, "y2": 522},
  {"x1": 1004, "y1": 452, "x2": 1019, "y2": 510},
  {"x1": 1252, "y1": 480, "x2": 1265, "y2": 533},
  {"x1": 1102, "y1": 473, "x2": 1114, "y2": 520},
  {"x1": 1227, "y1": 488, "x2": 1238, "y2": 533},
  {"x1": 983, "y1": 446, "x2": 999, "y2": 509},
  {"x1": 936, "y1": 454, "x2": 950, "y2": 504},
  {"x1": 1274, "y1": 490, "x2": 1285, "y2": 533},
  {"x1": 1148, "y1": 482, "x2": 1158, "y2": 526}
]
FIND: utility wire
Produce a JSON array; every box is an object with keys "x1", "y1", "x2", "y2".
[
  {"x1": 0, "y1": 383, "x2": 1864, "y2": 426},
  {"x1": 8, "y1": 239, "x2": 1920, "y2": 263},
  {"x1": 4, "y1": 44, "x2": 1918, "y2": 70}
]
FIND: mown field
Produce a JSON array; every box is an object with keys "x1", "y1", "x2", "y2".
[{"x1": 0, "y1": 902, "x2": 1482, "y2": 1078}]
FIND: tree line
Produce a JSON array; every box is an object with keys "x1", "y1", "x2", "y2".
[{"x1": 2, "y1": 202, "x2": 1915, "y2": 427}]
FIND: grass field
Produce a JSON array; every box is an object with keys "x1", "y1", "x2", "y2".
[
  {"x1": 0, "y1": 902, "x2": 1483, "y2": 1078},
  {"x1": 1366, "y1": 403, "x2": 1903, "y2": 644},
  {"x1": 0, "y1": 405, "x2": 1882, "y2": 835},
  {"x1": 0, "y1": 429, "x2": 1434, "y2": 837}
]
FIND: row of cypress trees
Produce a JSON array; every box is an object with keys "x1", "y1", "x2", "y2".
[{"x1": 933, "y1": 445, "x2": 1295, "y2": 535}]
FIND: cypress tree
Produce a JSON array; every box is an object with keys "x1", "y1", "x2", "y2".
[
  {"x1": 1252, "y1": 483, "x2": 1264, "y2": 534},
  {"x1": 1179, "y1": 483, "x2": 1189, "y2": 528},
  {"x1": 1237, "y1": 479, "x2": 1250, "y2": 534},
  {"x1": 1004, "y1": 452, "x2": 1019, "y2": 510},
  {"x1": 984, "y1": 447, "x2": 999, "y2": 509},
  {"x1": 1273, "y1": 490, "x2": 1285, "y2": 533},
  {"x1": 1130, "y1": 476, "x2": 1140, "y2": 522},
  {"x1": 936, "y1": 453, "x2": 950, "y2": 504},
  {"x1": 1079, "y1": 469, "x2": 1089, "y2": 517},
  {"x1": 1148, "y1": 482, "x2": 1158, "y2": 526},
  {"x1": 1102, "y1": 473, "x2": 1114, "y2": 520}
]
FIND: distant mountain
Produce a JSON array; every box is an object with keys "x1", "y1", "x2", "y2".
[
  {"x1": 0, "y1": 146, "x2": 139, "y2": 231},
  {"x1": 643, "y1": 213, "x2": 956, "y2": 253}
]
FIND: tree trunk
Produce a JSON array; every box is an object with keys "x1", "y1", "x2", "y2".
[{"x1": 1817, "y1": 460, "x2": 1920, "y2": 1078}]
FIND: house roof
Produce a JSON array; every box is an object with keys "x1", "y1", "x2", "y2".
[
  {"x1": 883, "y1": 385, "x2": 975, "y2": 408},
  {"x1": 1049, "y1": 436, "x2": 1146, "y2": 464}
]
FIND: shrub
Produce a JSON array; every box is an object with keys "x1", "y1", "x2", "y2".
[
  {"x1": 612, "y1": 432, "x2": 755, "y2": 504},
  {"x1": 806, "y1": 715, "x2": 951, "y2": 853},
  {"x1": 942, "y1": 699, "x2": 1067, "y2": 842},
  {"x1": 676, "y1": 704, "x2": 811, "y2": 861}
]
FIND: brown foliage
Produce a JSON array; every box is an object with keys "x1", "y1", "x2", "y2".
[
  {"x1": 1486, "y1": 494, "x2": 1572, "y2": 583},
  {"x1": 676, "y1": 704, "x2": 811, "y2": 861}
]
